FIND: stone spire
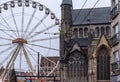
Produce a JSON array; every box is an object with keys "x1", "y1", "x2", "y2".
[{"x1": 61, "y1": 0, "x2": 73, "y2": 6}]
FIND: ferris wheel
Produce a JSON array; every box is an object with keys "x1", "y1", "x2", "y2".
[{"x1": 0, "y1": 0, "x2": 60, "y2": 80}]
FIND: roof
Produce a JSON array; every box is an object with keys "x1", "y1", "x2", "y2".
[
  {"x1": 61, "y1": 0, "x2": 72, "y2": 6},
  {"x1": 67, "y1": 38, "x2": 90, "y2": 47},
  {"x1": 72, "y1": 7, "x2": 111, "y2": 25},
  {"x1": 41, "y1": 56, "x2": 59, "y2": 63}
]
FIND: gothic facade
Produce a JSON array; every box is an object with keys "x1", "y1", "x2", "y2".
[{"x1": 60, "y1": 0, "x2": 111, "y2": 82}]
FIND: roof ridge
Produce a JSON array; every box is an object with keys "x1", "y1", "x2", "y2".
[{"x1": 72, "y1": 6, "x2": 111, "y2": 11}]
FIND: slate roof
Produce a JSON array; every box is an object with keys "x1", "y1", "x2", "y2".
[
  {"x1": 67, "y1": 38, "x2": 90, "y2": 48},
  {"x1": 72, "y1": 7, "x2": 111, "y2": 25},
  {"x1": 61, "y1": 0, "x2": 72, "y2": 6},
  {"x1": 41, "y1": 56, "x2": 59, "y2": 64}
]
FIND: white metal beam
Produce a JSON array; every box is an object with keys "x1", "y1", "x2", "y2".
[
  {"x1": 22, "y1": 46, "x2": 35, "y2": 75},
  {"x1": 0, "y1": 45, "x2": 21, "y2": 80}
]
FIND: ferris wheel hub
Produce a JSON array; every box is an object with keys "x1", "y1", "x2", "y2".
[
  {"x1": 0, "y1": 0, "x2": 60, "y2": 80},
  {"x1": 12, "y1": 38, "x2": 27, "y2": 44}
]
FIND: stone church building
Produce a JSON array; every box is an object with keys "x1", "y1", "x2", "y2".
[{"x1": 60, "y1": 0, "x2": 112, "y2": 82}]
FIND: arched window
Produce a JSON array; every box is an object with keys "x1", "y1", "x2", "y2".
[
  {"x1": 95, "y1": 27, "x2": 99, "y2": 38},
  {"x1": 68, "y1": 51, "x2": 87, "y2": 82},
  {"x1": 84, "y1": 28, "x2": 88, "y2": 37},
  {"x1": 101, "y1": 27, "x2": 105, "y2": 35},
  {"x1": 79, "y1": 28, "x2": 83, "y2": 38},
  {"x1": 106, "y1": 26, "x2": 111, "y2": 37},
  {"x1": 97, "y1": 45, "x2": 110, "y2": 80},
  {"x1": 73, "y1": 28, "x2": 78, "y2": 38}
]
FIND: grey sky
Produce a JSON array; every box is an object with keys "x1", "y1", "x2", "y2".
[
  {"x1": 35, "y1": 0, "x2": 111, "y2": 19},
  {"x1": 0, "y1": 0, "x2": 111, "y2": 19}
]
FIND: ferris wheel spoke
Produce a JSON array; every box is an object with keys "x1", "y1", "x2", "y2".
[
  {"x1": 0, "y1": 22, "x2": 9, "y2": 29},
  {"x1": 28, "y1": 24, "x2": 56, "y2": 40},
  {"x1": 28, "y1": 36, "x2": 59, "y2": 42},
  {"x1": 22, "y1": 46, "x2": 35, "y2": 75},
  {"x1": 1, "y1": 45, "x2": 21, "y2": 80},
  {"x1": 10, "y1": 7, "x2": 20, "y2": 37},
  {"x1": 0, "y1": 45, "x2": 15, "y2": 55},
  {"x1": 0, "y1": 55, "x2": 10, "y2": 67},
  {"x1": 25, "y1": 45, "x2": 57, "y2": 65},
  {"x1": 0, "y1": 15, "x2": 17, "y2": 37},
  {"x1": 0, "y1": 36, "x2": 12, "y2": 41},
  {"x1": 25, "y1": 14, "x2": 48, "y2": 39},
  {"x1": 25, "y1": 45, "x2": 38, "y2": 53},
  {"x1": 0, "y1": 1, "x2": 60, "y2": 78},
  {"x1": 21, "y1": 3, "x2": 25, "y2": 38},
  {"x1": 0, "y1": 22, "x2": 16, "y2": 36},
  {"x1": 24, "y1": 8, "x2": 37, "y2": 37},
  {"x1": 39, "y1": 53, "x2": 57, "y2": 65},
  {"x1": 0, "y1": 46, "x2": 15, "y2": 67},
  {"x1": 0, "y1": 29, "x2": 14, "y2": 39},
  {"x1": 19, "y1": 48, "x2": 22, "y2": 74},
  {"x1": 46, "y1": 61, "x2": 59, "y2": 76},
  {"x1": 0, "y1": 43, "x2": 12, "y2": 46},
  {"x1": 27, "y1": 43, "x2": 59, "y2": 51},
  {"x1": 26, "y1": 45, "x2": 56, "y2": 65},
  {"x1": 25, "y1": 46, "x2": 37, "y2": 63}
]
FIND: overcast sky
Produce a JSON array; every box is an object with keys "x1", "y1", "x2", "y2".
[
  {"x1": 36, "y1": 0, "x2": 111, "y2": 19},
  {"x1": 0, "y1": 0, "x2": 111, "y2": 19}
]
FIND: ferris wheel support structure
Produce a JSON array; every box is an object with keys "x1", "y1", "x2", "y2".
[
  {"x1": 0, "y1": 45, "x2": 21, "y2": 80},
  {"x1": 0, "y1": 0, "x2": 60, "y2": 81}
]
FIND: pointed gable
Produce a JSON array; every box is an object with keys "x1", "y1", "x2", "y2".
[
  {"x1": 97, "y1": 35, "x2": 111, "y2": 49},
  {"x1": 92, "y1": 35, "x2": 111, "y2": 57},
  {"x1": 70, "y1": 42, "x2": 81, "y2": 53}
]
